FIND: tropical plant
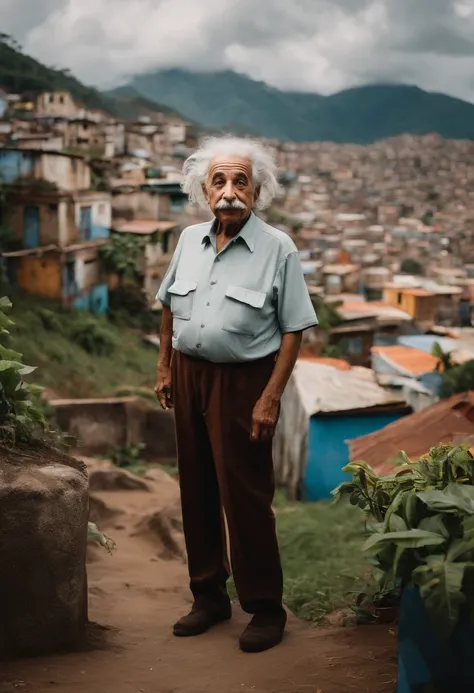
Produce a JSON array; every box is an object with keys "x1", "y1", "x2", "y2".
[
  {"x1": 109, "y1": 442, "x2": 146, "y2": 468},
  {"x1": 99, "y1": 233, "x2": 146, "y2": 284},
  {"x1": 333, "y1": 444, "x2": 474, "y2": 638},
  {"x1": 0, "y1": 296, "x2": 47, "y2": 443},
  {"x1": 440, "y1": 359, "x2": 474, "y2": 398}
]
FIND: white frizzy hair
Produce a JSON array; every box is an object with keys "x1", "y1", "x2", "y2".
[{"x1": 181, "y1": 135, "x2": 281, "y2": 211}]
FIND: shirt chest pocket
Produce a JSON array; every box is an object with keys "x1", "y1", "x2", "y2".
[
  {"x1": 168, "y1": 279, "x2": 198, "y2": 320},
  {"x1": 222, "y1": 285, "x2": 266, "y2": 337}
]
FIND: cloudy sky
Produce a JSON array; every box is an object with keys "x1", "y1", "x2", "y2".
[{"x1": 2, "y1": 0, "x2": 474, "y2": 100}]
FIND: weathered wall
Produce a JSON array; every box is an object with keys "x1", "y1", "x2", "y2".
[
  {"x1": 111, "y1": 190, "x2": 162, "y2": 220},
  {"x1": 16, "y1": 255, "x2": 62, "y2": 299},
  {"x1": 0, "y1": 150, "x2": 91, "y2": 191},
  {"x1": 5, "y1": 198, "x2": 60, "y2": 246}
]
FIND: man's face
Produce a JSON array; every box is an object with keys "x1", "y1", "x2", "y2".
[{"x1": 203, "y1": 156, "x2": 258, "y2": 224}]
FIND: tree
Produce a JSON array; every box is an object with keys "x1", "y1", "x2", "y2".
[{"x1": 400, "y1": 258, "x2": 423, "y2": 275}]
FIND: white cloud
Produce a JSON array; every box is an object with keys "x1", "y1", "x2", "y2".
[{"x1": 2, "y1": 0, "x2": 474, "y2": 101}]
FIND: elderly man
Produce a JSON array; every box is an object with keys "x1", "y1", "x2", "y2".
[{"x1": 155, "y1": 136, "x2": 317, "y2": 653}]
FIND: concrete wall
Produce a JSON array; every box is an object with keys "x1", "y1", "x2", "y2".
[
  {"x1": 112, "y1": 189, "x2": 163, "y2": 220},
  {"x1": 50, "y1": 397, "x2": 177, "y2": 460},
  {"x1": 74, "y1": 192, "x2": 112, "y2": 241}
]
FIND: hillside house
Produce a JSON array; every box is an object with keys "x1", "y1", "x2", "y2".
[
  {"x1": 36, "y1": 91, "x2": 78, "y2": 119},
  {"x1": 63, "y1": 118, "x2": 106, "y2": 156},
  {"x1": 111, "y1": 180, "x2": 187, "y2": 222},
  {"x1": 1, "y1": 182, "x2": 111, "y2": 313},
  {"x1": 273, "y1": 359, "x2": 409, "y2": 500},
  {"x1": 0, "y1": 149, "x2": 90, "y2": 191},
  {"x1": 110, "y1": 219, "x2": 179, "y2": 301},
  {"x1": 383, "y1": 286, "x2": 437, "y2": 326},
  {"x1": 323, "y1": 264, "x2": 361, "y2": 295}
]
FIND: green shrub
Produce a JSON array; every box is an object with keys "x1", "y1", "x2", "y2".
[
  {"x1": 68, "y1": 316, "x2": 118, "y2": 355},
  {"x1": 334, "y1": 444, "x2": 474, "y2": 638},
  {"x1": 37, "y1": 307, "x2": 64, "y2": 333},
  {"x1": 0, "y1": 296, "x2": 46, "y2": 443}
]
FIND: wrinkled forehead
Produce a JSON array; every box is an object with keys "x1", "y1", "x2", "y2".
[{"x1": 207, "y1": 156, "x2": 253, "y2": 180}]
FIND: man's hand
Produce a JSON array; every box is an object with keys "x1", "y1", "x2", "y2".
[
  {"x1": 250, "y1": 394, "x2": 280, "y2": 442},
  {"x1": 154, "y1": 366, "x2": 173, "y2": 410}
]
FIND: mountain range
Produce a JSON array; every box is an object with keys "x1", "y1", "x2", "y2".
[
  {"x1": 3, "y1": 33, "x2": 474, "y2": 145},
  {"x1": 117, "y1": 68, "x2": 474, "y2": 144}
]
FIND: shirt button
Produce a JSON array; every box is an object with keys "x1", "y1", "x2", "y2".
[
  {"x1": 196, "y1": 343, "x2": 201, "y2": 349},
  {"x1": 215, "y1": 257, "x2": 220, "y2": 262},
  {"x1": 201, "y1": 323, "x2": 205, "y2": 328},
  {"x1": 210, "y1": 280, "x2": 217, "y2": 285},
  {"x1": 206, "y1": 302, "x2": 210, "y2": 306}
]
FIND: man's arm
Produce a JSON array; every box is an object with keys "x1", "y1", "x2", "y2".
[
  {"x1": 250, "y1": 331, "x2": 302, "y2": 441},
  {"x1": 250, "y1": 249, "x2": 318, "y2": 442},
  {"x1": 154, "y1": 305, "x2": 173, "y2": 410}
]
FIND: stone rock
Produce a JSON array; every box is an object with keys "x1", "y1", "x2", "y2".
[
  {"x1": 88, "y1": 467, "x2": 150, "y2": 492},
  {"x1": 88, "y1": 494, "x2": 122, "y2": 525},
  {"x1": 132, "y1": 508, "x2": 186, "y2": 562},
  {"x1": 0, "y1": 443, "x2": 89, "y2": 659}
]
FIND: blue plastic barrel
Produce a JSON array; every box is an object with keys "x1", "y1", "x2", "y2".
[{"x1": 397, "y1": 584, "x2": 474, "y2": 692}]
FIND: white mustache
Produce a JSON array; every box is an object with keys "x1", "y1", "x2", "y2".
[{"x1": 215, "y1": 199, "x2": 247, "y2": 210}]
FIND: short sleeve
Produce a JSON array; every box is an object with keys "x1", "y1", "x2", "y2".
[
  {"x1": 274, "y1": 251, "x2": 318, "y2": 333},
  {"x1": 156, "y1": 231, "x2": 185, "y2": 306}
]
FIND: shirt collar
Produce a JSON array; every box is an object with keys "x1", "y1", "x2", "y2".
[{"x1": 202, "y1": 211, "x2": 257, "y2": 253}]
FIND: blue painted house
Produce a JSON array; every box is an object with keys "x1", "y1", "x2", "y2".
[
  {"x1": 273, "y1": 359, "x2": 410, "y2": 500},
  {"x1": 0, "y1": 150, "x2": 111, "y2": 313}
]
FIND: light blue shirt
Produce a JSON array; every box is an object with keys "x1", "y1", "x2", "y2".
[{"x1": 157, "y1": 212, "x2": 318, "y2": 363}]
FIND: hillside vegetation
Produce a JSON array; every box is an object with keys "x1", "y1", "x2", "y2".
[
  {"x1": 7, "y1": 296, "x2": 158, "y2": 399},
  {"x1": 0, "y1": 35, "x2": 181, "y2": 121}
]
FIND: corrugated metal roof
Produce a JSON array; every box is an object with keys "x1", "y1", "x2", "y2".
[
  {"x1": 372, "y1": 345, "x2": 439, "y2": 376},
  {"x1": 292, "y1": 360, "x2": 405, "y2": 417},
  {"x1": 349, "y1": 392, "x2": 474, "y2": 475}
]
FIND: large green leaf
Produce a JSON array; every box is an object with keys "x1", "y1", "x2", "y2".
[
  {"x1": 418, "y1": 515, "x2": 449, "y2": 539},
  {"x1": 0, "y1": 361, "x2": 36, "y2": 376},
  {"x1": 413, "y1": 557, "x2": 470, "y2": 638},
  {"x1": 364, "y1": 529, "x2": 446, "y2": 553},
  {"x1": 388, "y1": 513, "x2": 407, "y2": 532},
  {"x1": 0, "y1": 368, "x2": 22, "y2": 398},
  {"x1": 0, "y1": 343, "x2": 22, "y2": 361},
  {"x1": 0, "y1": 296, "x2": 12, "y2": 310},
  {"x1": 418, "y1": 484, "x2": 474, "y2": 515}
]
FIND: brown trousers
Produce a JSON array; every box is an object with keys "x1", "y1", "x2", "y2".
[{"x1": 171, "y1": 349, "x2": 283, "y2": 613}]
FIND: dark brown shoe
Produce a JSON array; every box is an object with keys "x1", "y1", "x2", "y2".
[
  {"x1": 239, "y1": 608, "x2": 287, "y2": 653},
  {"x1": 173, "y1": 597, "x2": 232, "y2": 637}
]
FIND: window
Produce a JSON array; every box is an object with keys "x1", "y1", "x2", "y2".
[
  {"x1": 49, "y1": 94, "x2": 54, "y2": 103},
  {"x1": 344, "y1": 336, "x2": 364, "y2": 356},
  {"x1": 59, "y1": 95, "x2": 64, "y2": 104}
]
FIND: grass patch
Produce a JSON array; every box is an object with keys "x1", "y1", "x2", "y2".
[
  {"x1": 228, "y1": 494, "x2": 368, "y2": 623},
  {"x1": 275, "y1": 494, "x2": 369, "y2": 622},
  {"x1": 7, "y1": 296, "x2": 159, "y2": 399}
]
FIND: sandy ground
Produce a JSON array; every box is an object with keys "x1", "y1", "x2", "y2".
[{"x1": 0, "y1": 464, "x2": 398, "y2": 693}]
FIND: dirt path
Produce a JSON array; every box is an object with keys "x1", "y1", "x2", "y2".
[{"x1": 0, "y1": 471, "x2": 398, "y2": 693}]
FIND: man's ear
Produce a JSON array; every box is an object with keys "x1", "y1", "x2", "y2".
[
  {"x1": 254, "y1": 184, "x2": 261, "y2": 202},
  {"x1": 202, "y1": 183, "x2": 210, "y2": 203}
]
